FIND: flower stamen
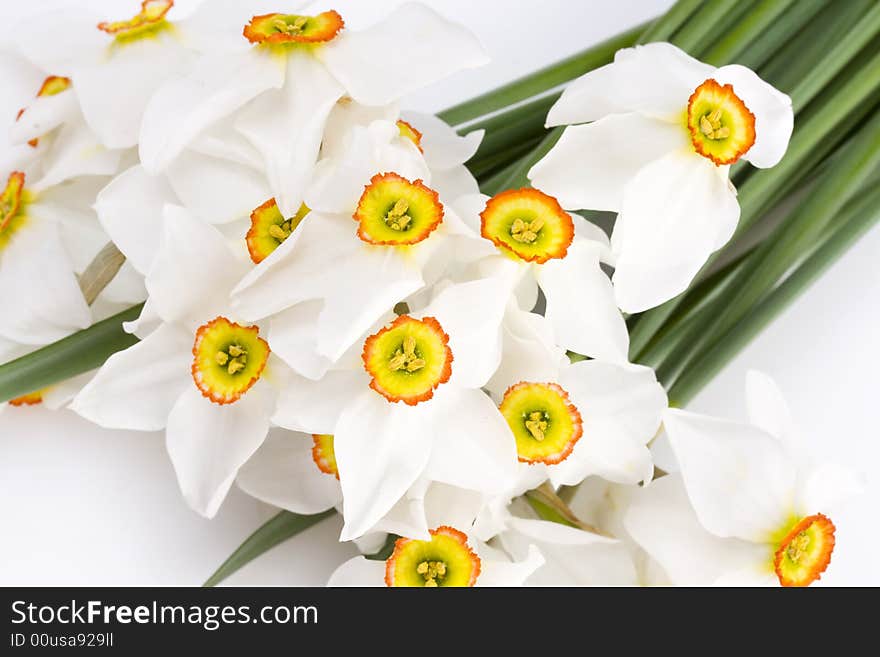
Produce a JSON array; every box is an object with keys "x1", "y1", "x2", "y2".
[
  {"x1": 500, "y1": 382, "x2": 583, "y2": 465},
  {"x1": 354, "y1": 173, "x2": 443, "y2": 246},
  {"x1": 385, "y1": 526, "x2": 481, "y2": 587},
  {"x1": 243, "y1": 11, "x2": 344, "y2": 45},
  {"x1": 480, "y1": 189, "x2": 573, "y2": 263},
  {"x1": 191, "y1": 317, "x2": 270, "y2": 405},
  {"x1": 246, "y1": 199, "x2": 309, "y2": 264},
  {"x1": 774, "y1": 513, "x2": 836, "y2": 587},
  {"x1": 687, "y1": 78, "x2": 755, "y2": 165},
  {"x1": 416, "y1": 561, "x2": 447, "y2": 587}
]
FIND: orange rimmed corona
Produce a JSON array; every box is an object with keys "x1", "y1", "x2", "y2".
[
  {"x1": 480, "y1": 188, "x2": 574, "y2": 264},
  {"x1": 311, "y1": 434, "x2": 339, "y2": 479},
  {"x1": 98, "y1": 0, "x2": 173, "y2": 38},
  {"x1": 385, "y1": 526, "x2": 481, "y2": 587},
  {"x1": 362, "y1": 315, "x2": 452, "y2": 406},
  {"x1": 246, "y1": 198, "x2": 310, "y2": 264},
  {"x1": 191, "y1": 317, "x2": 270, "y2": 405},
  {"x1": 9, "y1": 391, "x2": 43, "y2": 407},
  {"x1": 773, "y1": 513, "x2": 835, "y2": 587},
  {"x1": 243, "y1": 10, "x2": 344, "y2": 45},
  {"x1": 354, "y1": 172, "x2": 443, "y2": 246},
  {"x1": 396, "y1": 120, "x2": 424, "y2": 152},
  {"x1": 687, "y1": 78, "x2": 756, "y2": 166},
  {"x1": 499, "y1": 381, "x2": 583, "y2": 465}
]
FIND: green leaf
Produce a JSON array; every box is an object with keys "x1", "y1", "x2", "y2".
[
  {"x1": 637, "y1": 0, "x2": 703, "y2": 43},
  {"x1": 203, "y1": 509, "x2": 335, "y2": 587},
  {"x1": 0, "y1": 304, "x2": 143, "y2": 403},
  {"x1": 701, "y1": 0, "x2": 797, "y2": 67}
]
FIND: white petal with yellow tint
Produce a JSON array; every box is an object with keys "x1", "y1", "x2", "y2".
[
  {"x1": 624, "y1": 474, "x2": 768, "y2": 586},
  {"x1": 94, "y1": 165, "x2": 176, "y2": 275},
  {"x1": 70, "y1": 322, "x2": 192, "y2": 431},
  {"x1": 547, "y1": 42, "x2": 715, "y2": 126},
  {"x1": 139, "y1": 49, "x2": 285, "y2": 173},
  {"x1": 664, "y1": 407, "x2": 796, "y2": 542},
  {"x1": 335, "y1": 390, "x2": 434, "y2": 541},
  {"x1": 318, "y1": 2, "x2": 489, "y2": 106},
  {"x1": 235, "y1": 50, "x2": 343, "y2": 217},
  {"x1": 538, "y1": 239, "x2": 629, "y2": 362},
  {"x1": 529, "y1": 112, "x2": 687, "y2": 212},
  {"x1": 32, "y1": 118, "x2": 123, "y2": 190},
  {"x1": 166, "y1": 383, "x2": 272, "y2": 518},
  {"x1": 236, "y1": 429, "x2": 341, "y2": 514},
  {"x1": 146, "y1": 204, "x2": 250, "y2": 326},
  {"x1": 74, "y1": 35, "x2": 191, "y2": 149},
  {"x1": 8, "y1": 90, "x2": 78, "y2": 145},
  {"x1": 612, "y1": 150, "x2": 740, "y2": 313},
  {"x1": 712, "y1": 64, "x2": 793, "y2": 168}
]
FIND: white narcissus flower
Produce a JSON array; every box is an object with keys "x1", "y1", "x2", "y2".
[
  {"x1": 328, "y1": 525, "x2": 544, "y2": 588},
  {"x1": 625, "y1": 371, "x2": 864, "y2": 586},
  {"x1": 139, "y1": 1, "x2": 488, "y2": 217},
  {"x1": 231, "y1": 124, "x2": 491, "y2": 379},
  {"x1": 11, "y1": 0, "x2": 201, "y2": 150},
  {"x1": 456, "y1": 190, "x2": 629, "y2": 362},
  {"x1": 529, "y1": 42, "x2": 793, "y2": 313},
  {"x1": 70, "y1": 205, "x2": 291, "y2": 518},
  {"x1": 271, "y1": 277, "x2": 520, "y2": 541}
]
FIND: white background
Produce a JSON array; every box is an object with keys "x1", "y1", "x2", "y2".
[{"x1": 1, "y1": 0, "x2": 878, "y2": 586}]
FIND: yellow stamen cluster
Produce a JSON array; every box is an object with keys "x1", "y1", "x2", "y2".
[
  {"x1": 416, "y1": 560, "x2": 447, "y2": 587},
  {"x1": 384, "y1": 199, "x2": 412, "y2": 231},
  {"x1": 215, "y1": 343, "x2": 248, "y2": 375},
  {"x1": 268, "y1": 220, "x2": 294, "y2": 241},
  {"x1": 524, "y1": 411, "x2": 548, "y2": 441},
  {"x1": 785, "y1": 530, "x2": 811, "y2": 563},
  {"x1": 699, "y1": 108, "x2": 730, "y2": 140},
  {"x1": 388, "y1": 335, "x2": 426, "y2": 373},
  {"x1": 510, "y1": 217, "x2": 544, "y2": 244},
  {"x1": 272, "y1": 15, "x2": 307, "y2": 35}
]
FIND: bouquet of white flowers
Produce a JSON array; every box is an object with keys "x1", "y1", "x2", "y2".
[{"x1": 0, "y1": 0, "x2": 876, "y2": 588}]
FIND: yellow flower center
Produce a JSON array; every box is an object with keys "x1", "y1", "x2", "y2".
[
  {"x1": 396, "y1": 119, "x2": 424, "y2": 153},
  {"x1": 97, "y1": 0, "x2": 173, "y2": 40},
  {"x1": 246, "y1": 198, "x2": 310, "y2": 264},
  {"x1": 191, "y1": 317, "x2": 270, "y2": 405},
  {"x1": 243, "y1": 10, "x2": 344, "y2": 45},
  {"x1": 773, "y1": 513, "x2": 836, "y2": 587},
  {"x1": 354, "y1": 172, "x2": 444, "y2": 246},
  {"x1": 0, "y1": 171, "x2": 28, "y2": 251},
  {"x1": 362, "y1": 315, "x2": 452, "y2": 406},
  {"x1": 311, "y1": 434, "x2": 338, "y2": 479},
  {"x1": 499, "y1": 382, "x2": 583, "y2": 465},
  {"x1": 385, "y1": 526, "x2": 481, "y2": 587},
  {"x1": 480, "y1": 188, "x2": 573, "y2": 264},
  {"x1": 686, "y1": 78, "x2": 756, "y2": 166}
]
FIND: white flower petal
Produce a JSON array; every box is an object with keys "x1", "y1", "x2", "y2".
[
  {"x1": 476, "y1": 544, "x2": 544, "y2": 587},
  {"x1": 166, "y1": 384, "x2": 271, "y2": 518},
  {"x1": 266, "y1": 301, "x2": 333, "y2": 380},
  {"x1": 9, "y1": 90, "x2": 78, "y2": 145},
  {"x1": 94, "y1": 165, "x2": 177, "y2": 275},
  {"x1": 335, "y1": 390, "x2": 434, "y2": 541},
  {"x1": 327, "y1": 556, "x2": 386, "y2": 587},
  {"x1": 70, "y1": 323, "x2": 192, "y2": 431},
  {"x1": 529, "y1": 113, "x2": 687, "y2": 212},
  {"x1": 74, "y1": 35, "x2": 191, "y2": 149},
  {"x1": 546, "y1": 42, "x2": 715, "y2": 126},
  {"x1": 419, "y1": 276, "x2": 513, "y2": 388},
  {"x1": 424, "y1": 386, "x2": 517, "y2": 494},
  {"x1": 12, "y1": 6, "x2": 104, "y2": 75},
  {"x1": 401, "y1": 111, "x2": 483, "y2": 170},
  {"x1": 139, "y1": 49, "x2": 285, "y2": 173},
  {"x1": 272, "y1": 369, "x2": 367, "y2": 434},
  {"x1": 235, "y1": 51, "x2": 342, "y2": 216},
  {"x1": 33, "y1": 118, "x2": 123, "y2": 190},
  {"x1": 318, "y1": 2, "x2": 489, "y2": 106},
  {"x1": 538, "y1": 240, "x2": 629, "y2": 361},
  {"x1": 165, "y1": 149, "x2": 270, "y2": 225},
  {"x1": 430, "y1": 165, "x2": 480, "y2": 201},
  {"x1": 612, "y1": 150, "x2": 740, "y2": 313},
  {"x1": 664, "y1": 407, "x2": 796, "y2": 542},
  {"x1": 146, "y1": 204, "x2": 249, "y2": 326},
  {"x1": 744, "y1": 369, "x2": 796, "y2": 446},
  {"x1": 0, "y1": 222, "x2": 91, "y2": 345},
  {"x1": 712, "y1": 64, "x2": 793, "y2": 168},
  {"x1": 236, "y1": 430, "x2": 341, "y2": 514},
  {"x1": 551, "y1": 360, "x2": 666, "y2": 486},
  {"x1": 624, "y1": 474, "x2": 768, "y2": 586},
  {"x1": 423, "y1": 483, "x2": 486, "y2": 531},
  {"x1": 800, "y1": 463, "x2": 866, "y2": 516}
]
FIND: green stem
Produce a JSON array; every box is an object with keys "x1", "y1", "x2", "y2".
[
  {"x1": 701, "y1": 0, "x2": 796, "y2": 67},
  {"x1": 0, "y1": 304, "x2": 143, "y2": 403},
  {"x1": 203, "y1": 509, "x2": 335, "y2": 587},
  {"x1": 638, "y1": 0, "x2": 703, "y2": 43},
  {"x1": 670, "y1": 0, "x2": 743, "y2": 53},
  {"x1": 734, "y1": 0, "x2": 825, "y2": 71}
]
